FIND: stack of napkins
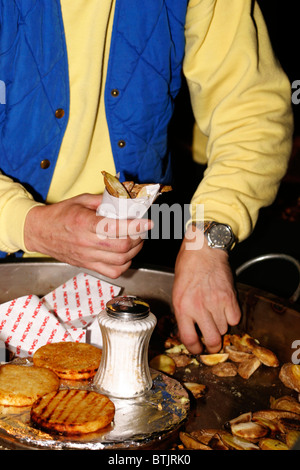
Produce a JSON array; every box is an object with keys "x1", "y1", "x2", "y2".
[{"x1": 0, "y1": 273, "x2": 121, "y2": 358}]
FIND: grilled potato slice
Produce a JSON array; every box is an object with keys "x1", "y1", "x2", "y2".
[
  {"x1": 258, "y1": 438, "x2": 288, "y2": 450},
  {"x1": 160, "y1": 185, "x2": 172, "y2": 193},
  {"x1": 279, "y1": 363, "x2": 300, "y2": 393},
  {"x1": 237, "y1": 356, "x2": 261, "y2": 379},
  {"x1": 228, "y1": 411, "x2": 253, "y2": 426},
  {"x1": 220, "y1": 432, "x2": 259, "y2": 450},
  {"x1": 199, "y1": 353, "x2": 229, "y2": 366},
  {"x1": 164, "y1": 336, "x2": 182, "y2": 349},
  {"x1": 179, "y1": 431, "x2": 212, "y2": 450},
  {"x1": 208, "y1": 433, "x2": 230, "y2": 450},
  {"x1": 130, "y1": 183, "x2": 172, "y2": 198},
  {"x1": 243, "y1": 336, "x2": 279, "y2": 367},
  {"x1": 285, "y1": 430, "x2": 300, "y2": 449},
  {"x1": 211, "y1": 362, "x2": 237, "y2": 377},
  {"x1": 225, "y1": 345, "x2": 253, "y2": 363},
  {"x1": 230, "y1": 334, "x2": 253, "y2": 353},
  {"x1": 230, "y1": 421, "x2": 268, "y2": 442},
  {"x1": 190, "y1": 429, "x2": 222, "y2": 445},
  {"x1": 270, "y1": 395, "x2": 300, "y2": 414},
  {"x1": 102, "y1": 171, "x2": 130, "y2": 198},
  {"x1": 277, "y1": 417, "x2": 300, "y2": 433},
  {"x1": 102, "y1": 171, "x2": 172, "y2": 199},
  {"x1": 168, "y1": 354, "x2": 194, "y2": 368},
  {"x1": 183, "y1": 382, "x2": 207, "y2": 399},
  {"x1": 130, "y1": 183, "x2": 155, "y2": 198},
  {"x1": 253, "y1": 409, "x2": 300, "y2": 421},
  {"x1": 222, "y1": 334, "x2": 231, "y2": 349},
  {"x1": 122, "y1": 181, "x2": 135, "y2": 193},
  {"x1": 149, "y1": 354, "x2": 176, "y2": 375},
  {"x1": 252, "y1": 416, "x2": 281, "y2": 436},
  {"x1": 165, "y1": 343, "x2": 190, "y2": 355}
]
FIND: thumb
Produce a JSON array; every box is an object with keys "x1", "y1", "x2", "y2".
[{"x1": 77, "y1": 193, "x2": 103, "y2": 210}]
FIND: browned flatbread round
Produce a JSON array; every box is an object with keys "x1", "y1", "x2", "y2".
[
  {"x1": 30, "y1": 389, "x2": 115, "y2": 435},
  {"x1": 0, "y1": 364, "x2": 60, "y2": 407},
  {"x1": 33, "y1": 342, "x2": 102, "y2": 380}
]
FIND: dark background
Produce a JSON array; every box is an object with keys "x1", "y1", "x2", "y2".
[{"x1": 135, "y1": 1, "x2": 300, "y2": 304}]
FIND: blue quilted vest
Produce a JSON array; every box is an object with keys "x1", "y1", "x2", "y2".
[{"x1": 0, "y1": 0, "x2": 188, "y2": 256}]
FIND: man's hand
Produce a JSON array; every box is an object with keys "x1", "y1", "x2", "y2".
[
  {"x1": 24, "y1": 193, "x2": 153, "y2": 279},
  {"x1": 172, "y1": 224, "x2": 241, "y2": 354}
]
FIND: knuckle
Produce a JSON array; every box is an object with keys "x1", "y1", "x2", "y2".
[
  {"x1": 117, "y1": 238, "x2": 132, "y2": 253},
  {"x1": 114, "y1": 252, "x2": 129, "y2": 266},
  {"x1": 107, "y1": 269, "x2": 122, "y2": 280},
  {"x1": 72, "y1": 210, "x2": 87, "y2": 229},
  {"x1": 181, "y1": 333, "x2": 197, "y2": 349},
  {"x1": 172, "y1": 288, "x2": 188, "y2": 311},
  {"x1": 107, "y1": 262, "x2": 131, "y2": 279}
]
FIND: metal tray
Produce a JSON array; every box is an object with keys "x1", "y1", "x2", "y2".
[
  {"x1": 0, "y1": 366, "x2": 189, "y2": 450},
  {"x1": 0, "y1": 260, "x2": 300, "y2": 449}
]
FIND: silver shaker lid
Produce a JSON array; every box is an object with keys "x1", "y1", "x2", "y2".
[{"x1": 106, "y1": 295, "x2": 150, "y2": 320}]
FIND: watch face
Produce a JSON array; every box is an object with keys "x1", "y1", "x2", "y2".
[{"x1": 208, "y1": 224, "x2": 233, "y2": 248}]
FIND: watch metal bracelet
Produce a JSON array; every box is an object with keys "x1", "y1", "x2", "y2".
[{"x1": 192, "y1": 220, "x2": 236, "y2": 251}]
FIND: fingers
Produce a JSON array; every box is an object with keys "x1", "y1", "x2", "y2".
[
  {"x1": 96, "y1": 217, "x2": 153, "y2": 240},
  {"x1": 175, "y1": 314, "x2": 203, "y2": 354},
  {"x1": 74, "y1": 215, "x2": 152, "y2": 277},
  {"x1": 73, "y1": 221, "x2": 147, "y2": 278},
  {"x1": 24, "y1": 195, "x2": 154, "y2": 280},
  {"x1": 85, "y1": 236, "x2": 145, "y2": 267},
  {"x1": 203, "y1": 297, "x2": 241, "y2": 351},
  {"x1": 174, "y1": 299, "x2": 225, "y2": 354},
  {"x1": 175, "y1": 300, "x2": 241, "y2": 354},
  {"x1": 224, "y1": 295, "x2": 241, "y2": 327},
  {"x1": 172, "y1": 237, "x2": 242, "y2": 354}
]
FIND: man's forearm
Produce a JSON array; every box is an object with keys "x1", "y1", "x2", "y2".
[{"x1": 0, "y1": 175, "x2": 42, "y2": 253}]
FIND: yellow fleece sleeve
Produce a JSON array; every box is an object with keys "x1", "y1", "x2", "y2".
[
  {"x1": 184, "y1": 0, "x2": 293, "y2": 242},
  {"x1": 0, "y1": 174, "x2": 43, "y2": 253}
]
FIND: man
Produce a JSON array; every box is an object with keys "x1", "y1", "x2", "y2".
[{"x1": 0, "y1": 1, "x2": 293, "y2": 354}]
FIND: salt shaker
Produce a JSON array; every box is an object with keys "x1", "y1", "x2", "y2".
[{"x1": 93, "y1": 295, "x2": 157, "y2": 398}]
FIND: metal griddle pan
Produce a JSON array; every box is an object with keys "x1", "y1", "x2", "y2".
[{"x1": 0, "y1": 260, "x2": 299, "y2": 448}]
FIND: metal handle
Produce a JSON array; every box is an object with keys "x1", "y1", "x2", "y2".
[{"x1": 235, "y1": 253, "x2": 300, "y2": 303}]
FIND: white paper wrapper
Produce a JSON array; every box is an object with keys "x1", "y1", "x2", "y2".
[
  {"x1": 97, "y1": 185, "x2": 161, "y2": 219},
  {"x1": 0, "y1": 273, "x2": 121, "y2": 357}
]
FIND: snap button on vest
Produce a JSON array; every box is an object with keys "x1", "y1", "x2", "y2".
[
  {"x1": 55, "y1": 108, "x2": 65, "y2": 119},
  {"x1": 118, "y1": 140, "x2": 126, "y2": 148},
  {"x1": 40, "y1": 159, "x2": 50, "y2": 169},
  {"x1": 111, "y1": 89, "x2": 119, "y2": 97}
]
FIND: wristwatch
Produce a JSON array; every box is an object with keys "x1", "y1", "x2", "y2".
[{"x1": 198, "y1": 221, "x2": 236, "y2": 251}]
